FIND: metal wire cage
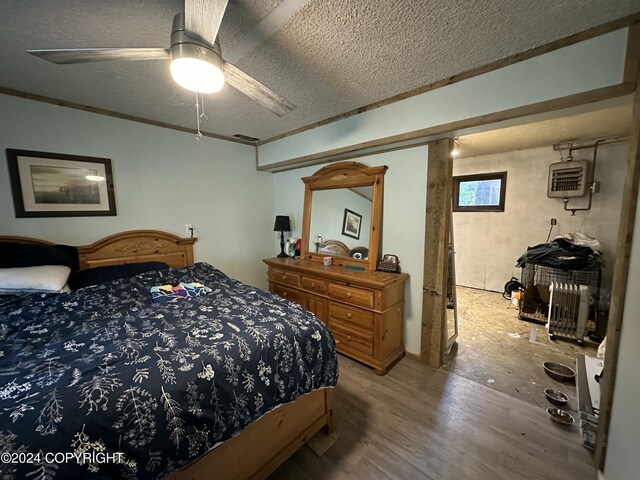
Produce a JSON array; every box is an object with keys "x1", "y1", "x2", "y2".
[{"x1": 518, "y1": 264, "x2": 602, "y2": 324}]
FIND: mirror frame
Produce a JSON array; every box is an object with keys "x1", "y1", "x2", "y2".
[{"x1": 301, "y1": 161, "x2": 387, "y2": 271}]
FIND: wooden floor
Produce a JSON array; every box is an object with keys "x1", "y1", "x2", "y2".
[{"x1": 270, "y1": 355, "x2": 595, "y2": 480}]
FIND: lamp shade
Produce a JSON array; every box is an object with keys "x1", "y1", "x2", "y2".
[{"x1": 273, "y1": 215, "x2": 291, "y2": 232}]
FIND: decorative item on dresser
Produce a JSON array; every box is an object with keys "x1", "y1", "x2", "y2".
[
  {"x1": 273, "y1": 214, "x2": 291, "y2": 258},
  {"x1": 265, "y1": 161, "x2": 409, "y2": 375},
  {"x1": 377, "y1": 254, "x2": 401, "y2": 273}
]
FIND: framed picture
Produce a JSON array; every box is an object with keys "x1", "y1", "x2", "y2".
[
  {"x1": 342, "y1": 208, "x2": 362, "y2": 240},
  {"x1": 7, "y1": 149, "x2": 116, "y2": 217}
]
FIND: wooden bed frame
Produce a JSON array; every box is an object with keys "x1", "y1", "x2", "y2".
[
  {"x1": 0, "y1": 229, "x2": 197, "y2": 269},
  {"x1": 315, "y1": 239, "x2": 350, "y2": 256},
  {"x1": 0, "y1": 230, "x2": 336, "y2": 480}
]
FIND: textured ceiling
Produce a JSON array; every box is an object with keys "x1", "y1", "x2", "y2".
[
  {"x1": 457, "y1": 104, "x2": 632, "y2": 158},
  {"x1": 1, "y1": 0, "x2": 639, "y2": 142}
]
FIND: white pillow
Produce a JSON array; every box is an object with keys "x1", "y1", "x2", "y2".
[{"x1": 0, "y1": 265, "x2": 71, "y2": 294}]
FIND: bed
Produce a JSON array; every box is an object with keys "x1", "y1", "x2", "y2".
[{"x1": 0, "y1": 230, "x2": 337, "y2": 480}]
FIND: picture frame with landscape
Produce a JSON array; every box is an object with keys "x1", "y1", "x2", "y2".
[
  {"x1": 342, "y1": 208, "x2": 362, "y2": 240},
  {"x1": 7, "y1": 149, "x2": 116, "y2": 217}
]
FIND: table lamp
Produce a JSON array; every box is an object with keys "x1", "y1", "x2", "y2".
[{"x1": 273, "y1": 215, "x2": 291, "y2": 258}]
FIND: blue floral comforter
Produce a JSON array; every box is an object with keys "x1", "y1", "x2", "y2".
[{"x1": 0, "y1": 263, "x2": 338, "y2": 479}]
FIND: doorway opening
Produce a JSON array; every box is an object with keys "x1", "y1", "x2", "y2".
[{"x1": 441, "y1": 104, "x2": 630, "y2": 414}]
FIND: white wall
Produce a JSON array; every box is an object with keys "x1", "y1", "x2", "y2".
[
  {"x1": 604, "y1": 188, "x2": 640, "y2": 480},
  {"x1": 259, "y1": 29, "x2": 627, "y2": 166},
  {"x1": 273, "y1": 147, "x2": 428, "y2": 355},
  {"x1": 0, "y1": 94, "x2": 274, "y2": 288},
  {"x1": 452, "y1": 143, "x2": 628, "y2": 293},
  {"x1": 309, "y1": 188, "x2": 372, "y2": 252}
]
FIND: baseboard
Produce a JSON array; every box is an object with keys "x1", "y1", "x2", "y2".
[{"x1": 405, "y1": 351, "x2": 421, "y2": 362}]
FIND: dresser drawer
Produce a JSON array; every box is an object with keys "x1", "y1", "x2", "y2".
[
  {"x1": 331, "y1": 320, "x2": 374, "y2": 356},
  {"x1": 269, "y1": 268, "x2": 300, "y2": 287},
  {"x1": 301, "y1": 275, "x2": 328, "y2": 294},
  {"x1": 305, "y1": 294, "x2": 329, "y2": 325},
  {"x1": 330, "y1": 303, "x2": 373, "y2": 331},
  {"x1": 329, "y1": 284, "x2": 374, "y2": 308},
  {"x1": 271, "y1": 283, "x2": 302, "y2": 304}
]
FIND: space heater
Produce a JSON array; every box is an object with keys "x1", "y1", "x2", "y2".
[
  {"x1": 547, "y1": 283, "x2": 590, "y2": 343},
  {"x1": 547, "y1": 160, "x2": 590, "y2": 198}
]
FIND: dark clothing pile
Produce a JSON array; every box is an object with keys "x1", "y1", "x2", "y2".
[{"x1": 516, "y1": 237, "x2": 603, "y2": 270}]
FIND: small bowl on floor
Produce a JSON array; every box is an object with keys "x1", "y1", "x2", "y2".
[
  {"x1": 543, "y1": 362, "x2": 576, "y2": 382},
  {"x1": 547, "y1": 407, "x2": 575, "y2": 426},
  {"x1": 544, "y1": 388, "x2": 569, "y2": 405}
]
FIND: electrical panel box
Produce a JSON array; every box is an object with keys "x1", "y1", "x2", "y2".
[{"x1": 547, "y1": 160, "x2": 590, "y2": 198}]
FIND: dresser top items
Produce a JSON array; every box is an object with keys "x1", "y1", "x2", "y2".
[{"x1": 264, "y1": 257, "x2": 407, "y2": 289}]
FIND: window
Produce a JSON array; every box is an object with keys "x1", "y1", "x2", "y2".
[{"x1": 453, "y1": 171, "x2": 507, "y2": 212}]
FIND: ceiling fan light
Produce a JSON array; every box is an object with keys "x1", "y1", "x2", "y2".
[{"x1": 170, "y1": 57, "x2": 225, "y2": 93}]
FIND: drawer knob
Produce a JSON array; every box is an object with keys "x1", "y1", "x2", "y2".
[
  {"x1": 282, "y1": 292, "x2": 287, "y2": 296},
  {"x1": 283, "y1": 275, "x2": 286, "y2": 279},
  {"x1": 346, "y1": 335, "x2": 352, "y2": 341},
  {"x1": 346, "y1": 293, "x2": 351, "y2": 298},
  {"x1": 311, "y1": 282, "x2": 315, "y2": 287},
  {"x1": 347, "y1": 313, "x2": 352, "y2": 319}
]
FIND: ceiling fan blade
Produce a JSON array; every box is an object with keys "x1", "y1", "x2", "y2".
[
  {"x1": 27, "y1": 48, "x2": 169, "y2": 64},
  {"x1": 185, "y1": 0, "x2": 228, "y2": 45},
  {"x1": 223, "y1": 61, "x2": 296, "y2": 117}
]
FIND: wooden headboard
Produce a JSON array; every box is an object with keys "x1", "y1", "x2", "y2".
[
  {"x1": 0, "y1": 230, "x2": 197, "y2": 269},
  {"x1": 315, "y1": 239, "x2": 350, "y2": 257}
]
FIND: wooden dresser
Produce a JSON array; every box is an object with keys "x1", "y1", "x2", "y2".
[{"x1": 264, "y1": 257, "x2": 408, "y2": 375}]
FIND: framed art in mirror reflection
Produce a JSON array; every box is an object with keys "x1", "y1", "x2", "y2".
[{"x1": 342, "y1": 208, "x2": 362, "y2": 240}]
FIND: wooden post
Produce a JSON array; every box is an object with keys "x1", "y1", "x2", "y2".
[
  {"x1": 420, "y1": 138, "x2": 453, "y2": 367},
  {"x1": 595, "y1": 48, "x2": 640, "y2": 468},
  {"x1": 623, "y1": 24, "x2": 640, "y2": 84}
]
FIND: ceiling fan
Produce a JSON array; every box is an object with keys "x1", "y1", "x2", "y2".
[{"x1": 27, "y1": 0, "x2": 296, "y2": 117}]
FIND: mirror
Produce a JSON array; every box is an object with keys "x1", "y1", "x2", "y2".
[
  {"x1": 308, "y1": 187, "x2": 373, "y2": 258},
  {"x1": 445, "y1": 220, "x2": 458, "y2": 353},
  {"x1": 301, "y1": 162, "x2": 387, "y2": 271}
]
